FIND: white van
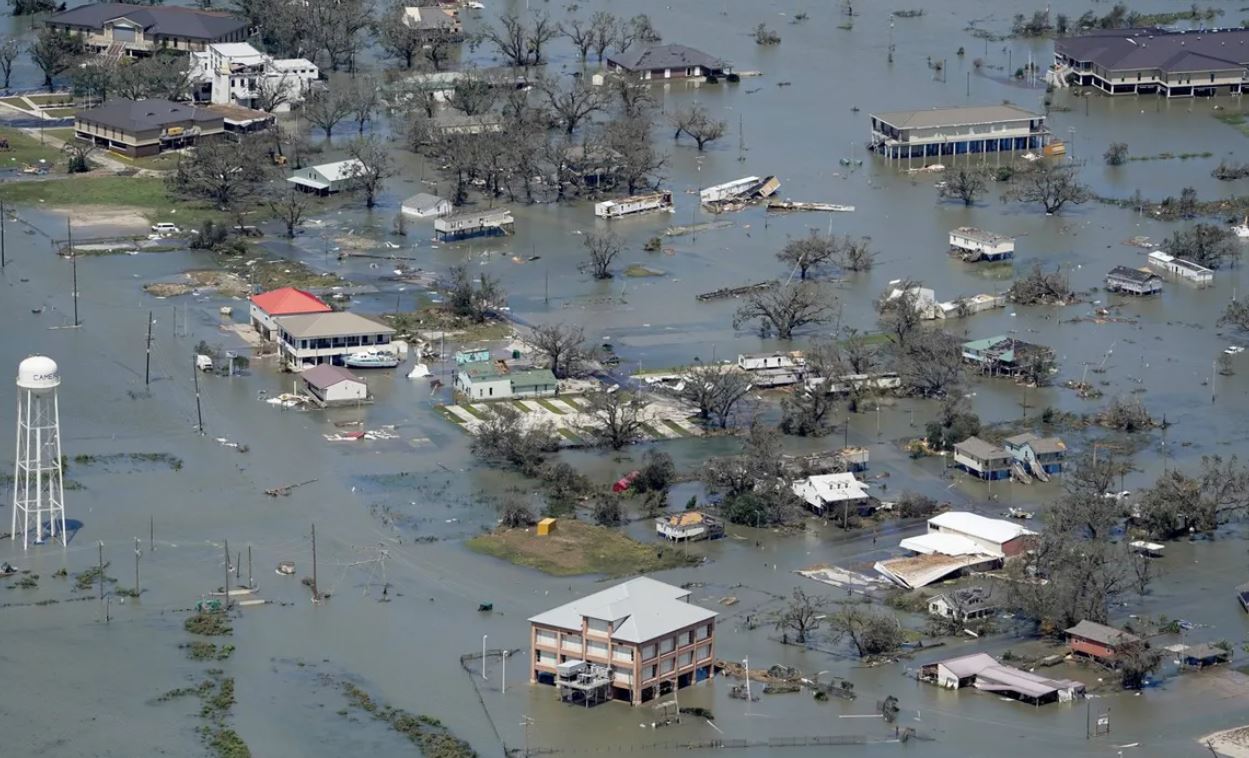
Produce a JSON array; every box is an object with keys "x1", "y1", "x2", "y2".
[{"x1": 151, "y1": 222, "x2": 181, "y2": 235}]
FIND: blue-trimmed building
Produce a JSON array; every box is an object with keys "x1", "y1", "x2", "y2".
[{"x1": 869, "y1": 104, "x2": 1049, "y2": 162}]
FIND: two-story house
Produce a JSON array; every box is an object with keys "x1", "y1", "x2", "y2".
[
  {"x1": 74, "y1": 98, "x2": 223, "y2": 157},
  {"x1": 46, "y1": 3, "x2": 248, "y2": 57},
  {"x1": 529, "y1": 577, "x2": 716, "y2": 706}
]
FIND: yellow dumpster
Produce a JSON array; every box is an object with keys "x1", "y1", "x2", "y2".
[{"x1": 536, "y1": 517, "x2": 557, "y2": 536}]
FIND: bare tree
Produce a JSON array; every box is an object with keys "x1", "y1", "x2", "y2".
[
  {"x1": 422, "y1": 36, "x2": 456, "y2": 71},
  {"x1": 254, "y1": 73, "x2": 295, "y2": 113},
  {"x1": 614, "y1": 13, "x2": 661, "y2": 54},
  {"x1": 306, "y1": 0, "x2": 373, "y2": 72},
  {"x1": 776, "y1": 230, "x2": 835, "y2": 280},
  {"x1": 560, "y1": 15, "x2": 596, "y2": 60},
  {"x1": 832, "y1": 235, "x2": 876, "y2": 272},
  {"x1": 61, "y1": 139, "x2": 97, "y2": 174},
  {"x1": 302, "y1": 84, "x2": 353, "y2": 143},
  {"x1": 589, "y1": 11, "x2": 617, "y2": 61},
  {"x1": 603, "y1": 115, "x2": 666, "y2": 194},
  {"x1": 609, "y1": 73, "x2": 655, "y2": 118},
  {"x1": 1104, "y1": 142, "x2": 1129, "y2": 166},
  {"x1": 447, "y1": 265, "x2": 505, "y2": 323},
  {"x1": 671, "y1": 104, "x2": 725, "y2": 151},
  {"x1": 828, "y1": 604, "x2": 904, "y2": 657},
  {"x1": 167, "y1": 140, "x2": 269, "y2": 209},
  {"x1": 481, "y1": 11, "x2": 558, "y2": 67},
  {"x1": 0, "y1": 36, "x2": 22, "y2": 90},
  {"x1": 581, "y1": 229, "x2": 623, "y2": 279},
  {"x1": 471, "y1": 404, "x2": 559, "y2": 474},
  {"x1": 28, "y1": 28, "x2": 84, "y2": 88},
  {"x1": 733, "y1": 281, "x2": 836, "y2": 340},
  {"x1": 348, "y1": 77, "x2": 380, "y2": 134},
  {"x1": 266, "y1": 188, "x2": 312, "y2": 238},
  {"x1": 578, "y1": 388, "x2": 648, "y2": 450},
  {"x1": 1136, "y1": 455, "x2": 1249, "y2": 539},
  {"x1": 528, "y1": 323, "x2": 587, "y2": 379},
  {"x1": 773, "y1": 588, "x2": 828, "y2": 644},
  {"x1": 1218, "y1": 298, "x2": 1249, "y2": 332},
  {"x1": 1006, "y1": 161, "x2": 1091, "y2": 214},
  {"x1": 1008, "y1": 264, "x2": 1074, "y2": 304},
  {"x1": 780, "y1": 341, "x2": 838, "y2": 436},
  {"x1": 536, "y1": 73, "x2": 606, "y2": 135},
  {"x1": 346, "y1": 136, "x2": 394, "y2": 209},
  {"x1": 894, "y1": 328, "x2": 964, "y2": 398},
  {"x1": 938, "y1": 166, "x2": 990, "y2": 206},
  {"x1": 875, "y1": 280, "x2": 926, "y2": 348},
  {"x1": 376, "y1": 0, "x2": 424, "y2": 69},
  {"x1": 678, "y1": 364, "x2": 753, "y2": 429}
]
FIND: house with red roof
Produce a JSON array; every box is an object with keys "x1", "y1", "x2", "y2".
[{"x1": 249, "y1": 287, "x2": 331, "y2": 341}]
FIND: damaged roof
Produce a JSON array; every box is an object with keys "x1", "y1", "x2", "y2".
[{"x1": 608, "y1": 44, "x2": 726, "y2": 72}]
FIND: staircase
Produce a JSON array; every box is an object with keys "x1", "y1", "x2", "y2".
[
  {"x1": 1046, "y1": 64, "x2": 1071, "y2": 89},
  {"x1": 1027, "y1": 458, "x2": 1051, "y2": 483},
  {"x1": 101, "y1": 42, "x2": 126, "y2": 63}
]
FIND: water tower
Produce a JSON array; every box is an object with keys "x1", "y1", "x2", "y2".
[{"x1": 12, "y1": 355, "x2": 66, "y2": 549}]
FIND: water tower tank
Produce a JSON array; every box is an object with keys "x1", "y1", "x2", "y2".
[{"x1": 17, "y1": 355, "x2": 60, "y2": 391}]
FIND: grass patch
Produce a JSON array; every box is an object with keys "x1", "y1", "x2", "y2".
[
  {"x1": 382, "y1": 307, "x2": 511, "y2": 343},
  {"x1": 341, "y1": 682, "x2": 474, "y2": 758},
  {"x1": 556, "y1": 428, "x2": 582, "y2": 442},
  {"x1": 560, "y1": 395, "x2": 589, "y2": 412},
  {"x1": 640, "y1": 423, "x2": 666, "y2": 439},
  {"x1": 201, "y1": 726, "x2": 250, "y2": 758},
  {"x1": 0, "y1": 96, "x2": 28, "y2": 110},
  {"x1": 0, "y1": 127, "x2": 63, "y2": 172},
  {"x1": 42, "y1": 108, "x2": 77, "y2": 119},
  {"x1": 436, "y1": 406, "x2": 465, "y2": 424},
  {"x1": 185, "y1": 609, "x2": 233, "y2": 637},
  {"x1": 26, "y1": 94, "x2": 73, "y2": 106},
  {"x1": 74, "y1": 564, "x2": 115, "y2": 590},
  {"x1": 466, "y1": 519, "x2": 699, "y2": 577},
  {"x1": 509, "y1": 399, "x2": 531, "y2": 413},
  {"x1": 533, "y1": 398, "x2": 567, "y2": 415},
  {"x1": 458, "y1": 404, "x2": 488, "y2": 420},
  {"x1": 1216, "y1": 112, "x2": 1249, "y2": 138},
  {"x1": 624, "y1": 264, "x2": 664, "y2": 277},
  {"x1": 662, "y1": 419, "x2": 688, "y2": 436},
  {"x1": 0, "y1": 175, "x2": 218, "y2": 224},
  {"x1": 43, "y1": 127, "x2": 75, "y2": 141},
  {"x1": 110, "y1": 150, "x2": 183, "y2": 171},
  {"x1": 182, "y1": 641, "x2": 236, "y2": 661}
]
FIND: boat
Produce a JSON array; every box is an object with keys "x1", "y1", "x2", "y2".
[
  {"x1": 344, "y1": 349, "x2": 400, "y2": 368},
  {"x1": 1007, "y1": 507, "x2": 1034, "y2": 520},
  {"x1": 477, "y1": 602, "x2": 493, "y2": 612},
  {"x1": 276, "y1": 561, "x2": 296, "y2": 576},
  {"x1": 1130, "y1": 540, "x2": 1165, "y2": 558},
  {"x1": 407, "y1": 363, "x2": 431, "y2": 379}
]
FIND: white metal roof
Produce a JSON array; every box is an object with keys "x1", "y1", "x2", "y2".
[
  {"x1": 928, "y1": 511, "x2": 1035, "y2": 545},
  {"x1": 899, "y1": 532, "x2": 985, "y2": 557},
  {"x1": 792, "y1": 473, "x2": 868, "y2": 508},
  {"x1": 210, "y1": 42, "x2": 264, "y2": 62},
  {"x1": 528, "y1": 577, "x2": 717, "y2": 644}
]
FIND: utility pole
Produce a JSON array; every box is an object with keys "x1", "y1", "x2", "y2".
[
  {"x1": 97, "y1": 541, "x2": 105, "y2": 604},
  {"x1": 224, "y1": 539, "x2": 231, "y2": 610},
  {"x1": 145, "y1": 311, "x2": 154, "y2": 386},
  {"x1": 1211, "y1": 358, "x2": 1217, "y2": 403},
  {"x1": 150, "y1": 515, "x2": 154, "y2": 551},
  {"x1": 501, "y1": 649, "x2": 507, "y2": 693},
  {"x1": 192, "y1": 355, "x2": 204, "y2": 435},
  {"x1": 69, "y1": 219, "x2": 79, "y2": 327},
  {"x1": 1, "y1": 199, "x2": 7, "y2": 269},
  {"x1": 247, "y1": 544, "x2": 253, "y2": 588},
  {"x1": 235, "y1": 550, "x2": 241, "y2": 580},
  {"x1": 134, "y1": 537, "x2": 141, "y2": 595},
  {"x1": 311, "y1": 523, "x2": 319, "y2": 602}
]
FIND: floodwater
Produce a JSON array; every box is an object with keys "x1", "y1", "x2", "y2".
[{"x1": 2, "y1": 0, "x2": 1249, "y2": 756}]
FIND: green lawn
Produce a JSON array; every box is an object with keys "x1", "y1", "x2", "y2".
[
  {"x1": 662, "y1": 419, "x2": 688, "y2": 436},
  {"x1": 1215, "y1": 113, "x2": 1249, "y2": 138},
  {"x1": 467, "y1": 520, "x2": 698, "y2": 577},
  {"x1": 640, "y1": 423, "x2": 666, "y2": 439},
  {"x1": 43, "y1": 108, "x2": 77, "y2": 119},
  {"x1": 0, "y1": 176, "x2": 220, "y2": 224},
  {"x1": 0, "y1": 97, "x2": 29, "y2": 111},
  {"x1": 557, "y1": 428, "x2": 582, "y2": 442},
  {"x1": 26, "y1": 94, "x2": 73, "y2": 106},
  {"x1": 0, "y1": 127, "x2": 63, "y2": 172},
  {"x1": 458, "y1": 403, "x2": 488, "y2": 420},
  {"x1": 533, "y1": 398, "x2": 566, "y2": 415}
]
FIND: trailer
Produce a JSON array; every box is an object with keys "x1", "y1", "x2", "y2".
[{"x1": 594, "y1": 190, "x2": 674, "y2": 218}]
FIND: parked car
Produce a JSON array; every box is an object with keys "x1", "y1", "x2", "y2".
[{"x1": 151, "y1": 222, "x2": 181, "y2": 235}]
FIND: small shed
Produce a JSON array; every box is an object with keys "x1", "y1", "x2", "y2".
[
  {"x1": 536, "y1": 517, "x2": 557, "y2": 536},
  {"x1": 401, "y1": 193, "x2": 452, "y2": 218},
  {"x1": 301, "y1": 364, "x2": 367, "y2": 405}
]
